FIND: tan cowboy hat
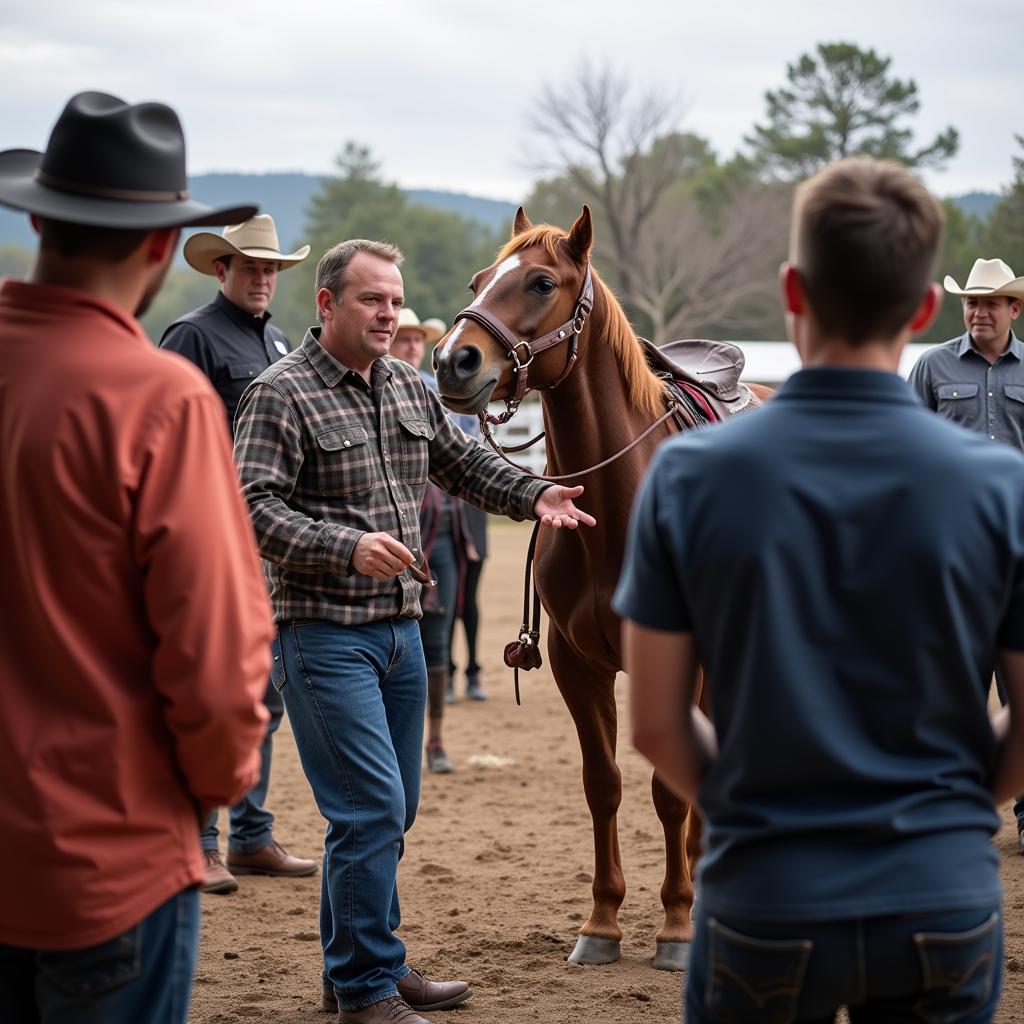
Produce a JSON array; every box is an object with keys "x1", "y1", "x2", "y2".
[
  {"x1": 943, "y1": 258, "x2": 1024, "y2": 301},
  {"x1": 183, "y1": 214, "x2": 310, "y2": 275},
  {"x1": 396, "y1": 309, "x2": 445, "y2": 345}
]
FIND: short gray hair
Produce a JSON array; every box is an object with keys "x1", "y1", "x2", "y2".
[{"x1": 314, "y1": 239, "x2": 404, "y2": 323}]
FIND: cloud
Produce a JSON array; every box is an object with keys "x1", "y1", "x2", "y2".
[{"x1": 1, "y1": 0, "x2": 1021, "y2": 199}]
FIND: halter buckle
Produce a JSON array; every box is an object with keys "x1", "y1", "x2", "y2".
[{"x1": 510, "y1": 340, "x2": 534, "y2": 370}]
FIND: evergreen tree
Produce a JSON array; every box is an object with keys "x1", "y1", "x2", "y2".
[
  {"x1": 274, "y1": 143, "x2": 500, "y2": 342},
  {"x1": 747, "y1": 42, "x2": 959, "y2": 181}
]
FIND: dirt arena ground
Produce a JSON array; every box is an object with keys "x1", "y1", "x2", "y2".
[{"x1": 191, "y1": 521, "x2": 1024, "y2": 1023}]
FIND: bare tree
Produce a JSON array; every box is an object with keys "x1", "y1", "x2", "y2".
[
  {"x1": 627, "y1": 184, "x2": 789, "y2": 343},
  {"x1": 526, "y1": 62, "x2": 788, "y2": 343},
  {"x1": 527, "y1": 62, "x2": 687, "y2": 302}
]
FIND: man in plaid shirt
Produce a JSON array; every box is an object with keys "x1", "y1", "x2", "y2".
[{"x1": 234, "y1": 239, "x2": 594, "y2": 1024}]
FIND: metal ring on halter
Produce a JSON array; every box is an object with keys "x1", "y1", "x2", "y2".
[{"x1": 510, "y1": 340, "x2": 534, "y2": 370}]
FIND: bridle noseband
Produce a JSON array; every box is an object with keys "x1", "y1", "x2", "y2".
[{"x1": 452, "y1": 264, "x2": 594, "y2": 425}]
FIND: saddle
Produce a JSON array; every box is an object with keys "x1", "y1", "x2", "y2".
[{"x1": 643, "y1": 338, "x2": 755, "y2": 422}]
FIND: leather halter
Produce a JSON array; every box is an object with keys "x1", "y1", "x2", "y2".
[{"x1": 452, "y1": 264, "x2": 595, "y2": 424}]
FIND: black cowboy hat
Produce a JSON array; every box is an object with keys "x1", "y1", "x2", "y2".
[{"x1": 0, "y1": 91, "x2": 257, "y2": 229}]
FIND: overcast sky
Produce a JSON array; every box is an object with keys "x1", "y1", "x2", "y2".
[{"x1": 1, "y1": 0, "x2": 1020, "y2": 202}]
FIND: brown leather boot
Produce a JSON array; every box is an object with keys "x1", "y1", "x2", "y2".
[
  {"x1": 397, "y1": 968, "x2": 472, "y2": 1011},
  {"x1": 201, "y1": 850, "x2": 238, "y2": 895},
  {"x1": 227, "y1": 840, "x2": 317, "y2": 877},
  {"x1": 338, "y1": 996, "x2": 428, "y2": 1023},
  {"x1": 323, "y1": 969, "x2": 471, "y2": 1014}
]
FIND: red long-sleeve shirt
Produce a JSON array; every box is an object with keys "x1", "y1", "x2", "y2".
[{"x1": 0, "y1": 279, "x2": 272, "y2": 950}]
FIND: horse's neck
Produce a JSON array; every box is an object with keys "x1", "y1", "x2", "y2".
[{"x1": 539, "y1": 308, "x2": 663, "y2": 482}]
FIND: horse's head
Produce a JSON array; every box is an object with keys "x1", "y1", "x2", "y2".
[{"x1": 433, "y1": 206, "x2": 594, "y2": 415}]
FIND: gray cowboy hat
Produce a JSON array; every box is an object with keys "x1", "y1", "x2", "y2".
[{"x1": 0, "y1": 91, "x2": 257, "y2": 228}]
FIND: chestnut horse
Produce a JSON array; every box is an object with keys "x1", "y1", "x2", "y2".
[{"x1": 433, "y1": 206, "x2": 771, "y2": 970}]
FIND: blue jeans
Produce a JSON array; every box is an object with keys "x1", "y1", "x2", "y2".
[
  {"x1": 420, "y1": 531, "x2": 457, "y2": 671},
  {"x1": 0, "y1": 888, "x2": 199, "y2": 1024},
  {"x1": 685, "y1": 903, "x2": 1002, "y2": 1023},
  {"x1": 276, "y1": 618, "x2": 425, "y2": 1011},
  {"x1": 201, "y1": 672, "x2": 282, "y2": 854}
]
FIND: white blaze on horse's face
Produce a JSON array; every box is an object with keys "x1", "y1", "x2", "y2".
[{"x1": 473, "y1": 254, "x2": 520, "y2": 307}]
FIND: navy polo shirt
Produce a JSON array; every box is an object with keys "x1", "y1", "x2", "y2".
[
  {"x1": 614, "y1": 368, "x2": 1024, "y2": 921},
  {"x1": 160, "y1": 292, "x2": 291, "y2": 435}
]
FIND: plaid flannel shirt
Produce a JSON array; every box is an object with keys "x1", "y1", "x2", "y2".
[{"x1": 234, "y1": 328, "x2": 547, "y2": 625}]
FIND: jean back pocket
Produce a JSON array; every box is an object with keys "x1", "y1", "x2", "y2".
[
  {"x1": 37, "y1": 926, "x2": 142, "y2": 997},
  {"x1": 705, "y1": 918, "x2": 812, "y2": 1024},
  {"x1": 914, "y1": 911, "x2": 999, "y2": 1024}
]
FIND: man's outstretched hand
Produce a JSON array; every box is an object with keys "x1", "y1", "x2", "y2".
[{"x1": 534, "y1": 485, "x2": 597, "y2": 530}]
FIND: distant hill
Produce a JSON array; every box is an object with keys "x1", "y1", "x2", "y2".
[
  {"x1": 0, "y1": 172, "x2": 519, "y2": 252},
  {"x1": 952, "y1": 191, "x2": 1001, "y2": 221},
  {"x1": 0, "y1": 175, "x2": 1000, "y2": 251}
]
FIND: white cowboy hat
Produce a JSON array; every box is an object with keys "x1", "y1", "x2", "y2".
[
  {"x1": 183, "y1": 214, "x2": 310, "y2": 276},
  {"x1": 396, "y1": 308, "x2": 445, "y2": 345},
  {"x1": 943, "y1": 258, "x2": 1024, "y2": 301}
]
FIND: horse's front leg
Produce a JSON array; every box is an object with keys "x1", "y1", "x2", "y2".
[{"x1": 549, "y1": 628, "x2": 624, "y2": 965}]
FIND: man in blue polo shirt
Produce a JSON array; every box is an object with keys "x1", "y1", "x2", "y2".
[{"x1": 615, "y1": 157, "x2": 1024, "y2": 1022}]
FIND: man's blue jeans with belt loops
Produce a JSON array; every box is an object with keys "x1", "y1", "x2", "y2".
[{"x1": 275, "y1": 618, "x2": 425, "y2": 1011}]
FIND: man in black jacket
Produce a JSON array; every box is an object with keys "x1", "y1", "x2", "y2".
[{"x1": 161, "y1": 214, "x2": 315, "y2": 893}]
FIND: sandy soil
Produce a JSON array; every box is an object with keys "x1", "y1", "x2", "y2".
[{"x1": 190, "y1": 521, "x2": 1024, "y2": 1023}]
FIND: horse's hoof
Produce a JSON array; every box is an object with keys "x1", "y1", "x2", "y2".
[
  {"x1": 653, "y1": 940, "x2": 691, "y2": 972},
  {"x1": 567, "y1": 935, "x2": 621, "y2": 965}
]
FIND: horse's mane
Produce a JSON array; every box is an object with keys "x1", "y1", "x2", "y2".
[{"x1": 497, "y1": 227, "x2": 665, "y2": 419}]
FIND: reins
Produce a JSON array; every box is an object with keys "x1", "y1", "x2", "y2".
[{"x1": 478, "y1": 403, "x2": 681, "y2": 483}]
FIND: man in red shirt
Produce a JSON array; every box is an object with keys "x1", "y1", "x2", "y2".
[{"x1": 0, "y1": 92, "x2": 274, "y2": 1024}]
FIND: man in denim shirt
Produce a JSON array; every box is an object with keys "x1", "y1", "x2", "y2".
[
  {"x1": 617, "y1": 159, "x2": 1024, "y2": 1022},
  {"x1": 910, "y1": 258, "x2": 1024, "y2": 854}
]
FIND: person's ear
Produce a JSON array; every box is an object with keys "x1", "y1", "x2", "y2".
[
  {"x1": 213, "y1": 257, "x2": 229, "y2": 285},
  {"x1": 1009, "y1": 298, "x2": 1023, "y2": 323},
  {"x1": 315, "y1": 286, "x2": 335, "y2": 323},
  {"x1": 909, "y1": 283, "x2": 943, "y2": 335},
  {"x1": 779, "y1": 262, "x2": 804, "y2": 315},
  {"x1": 147, "y1": 228, "x2": 180, "y2": 266}
]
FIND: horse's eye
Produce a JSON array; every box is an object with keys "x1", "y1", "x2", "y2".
[
  {"x1": 531, "y1": 277, "x2": 556, "y2": 295},
  {"x1": 466, "y1": 281, "x2": 476, "y2": 295}
]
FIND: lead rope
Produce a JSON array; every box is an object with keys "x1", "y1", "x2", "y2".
[
  {"x1": 479, "y1": 401, "x2": 681, "y2": 483},
  {"x1": 492, "y1": 394, "x2": 692, "y2": 704},
  {"x1": 502, "y1": 520, "x2": 544, "y2": 704}
]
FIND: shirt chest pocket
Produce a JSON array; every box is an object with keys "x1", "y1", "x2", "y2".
[
  {"x1": 314, "y1": 425, "x2": 374, "y2": 497},
  {"x1": 1004, "y1": 384, "x2": 1024, "y2": 423},
  {"x1": 223, "y1": 361, "x2": 264, "y2": 384},
  {"x1": 935, "y1": 382, "x2": 979, "y2": 425},
  {"x1": 396, "y1": 415, "x2": 434, "y2": 487}
]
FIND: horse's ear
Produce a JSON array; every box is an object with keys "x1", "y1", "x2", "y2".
[
  {"x1": 565, "y1": 205, "x2": 593, "y2": 264},
  {"x1": 512, "y1": 207, "x2": 533, "y2": 237}
]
